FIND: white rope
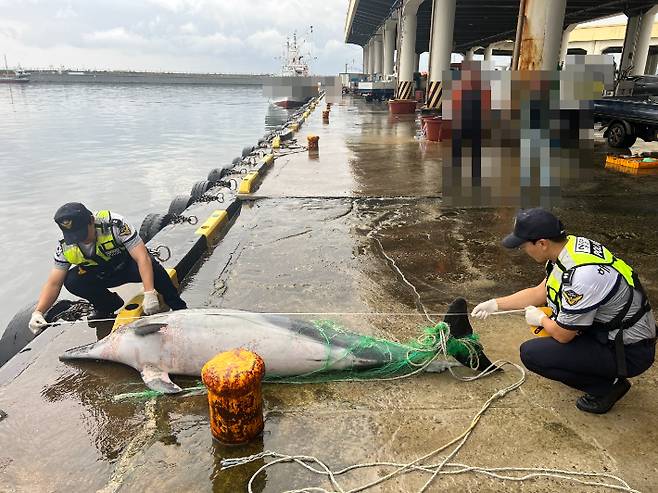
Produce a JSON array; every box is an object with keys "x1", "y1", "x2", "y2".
[
  {"x1": 221, "y1": 359, "x2": 639, "y2": 493},
  {"x1": 217, "y1": 234, "x2": 640, "y2": 493},
  {"x1": 41, "y1": 309, "x2": 524, "y2": 327}
]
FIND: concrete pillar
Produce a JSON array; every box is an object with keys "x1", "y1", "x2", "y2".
[
  {"x1": 647, "y1": 54, "x2": 658, "y2": 75},
  {"x1": 559, "y1": 24, "x2": 576, "y2": 67},
  {"x1": 396, "y1": 0, "x2": 423, "y2": 99},
  {"x1": 362, "y1": 45, "x2": 368, "y2": 74},
  {"x1": 426, "y1": 0, "x2": 456, "y2": 109},
  {"x1": 465, "y1": 47, "x2": 478, "y2": 61},
  {"x1": 383, "y1": 19, "x2": 396, "y2": 76},
  {"x1": 373, "y1": 33, "x2": 383, "y2": 76},
  {"x1": 631, "y1": 6, "x2": 658, "y2": 76},
  {"x1": 368, "y1": 39, "x2": 375, "y2": 74},
  {"x1": 484, "y1": 44, "x2": 494, "y2": 61},
  {"x1": 517, "y1": 0, "x2": 567, "y2": 70},
  {"x1": 620, "y1": 15, "x2": 641, "y2": 74}
]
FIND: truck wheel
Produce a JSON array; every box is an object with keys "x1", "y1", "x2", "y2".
[{"x1": 607, "y1": 122, "x2": 636, "y2": 148}]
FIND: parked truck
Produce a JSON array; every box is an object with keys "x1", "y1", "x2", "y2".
[{"x1": 594, "y1": 75, "x2": 658, "y2": 148}]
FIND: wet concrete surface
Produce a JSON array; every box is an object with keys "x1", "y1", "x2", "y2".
[{"x1": 2, "y1": 96, "x2": 658, "y2": 492}]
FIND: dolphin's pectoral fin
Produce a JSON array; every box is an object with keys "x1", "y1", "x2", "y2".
[
  {"x1": 134, "y1": 323, "x2": 168, "y2": 336},
  {"x1": 140, "y1": 365, "x2": 182, "y2": 394},
  {"x1": 425, "y1": 359, "x2": 462, "y2": 373}
]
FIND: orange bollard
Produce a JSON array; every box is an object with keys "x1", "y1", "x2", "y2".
[
  {"x1": 307, "y1": 135, "x2": 319, "y2": 150},
  {"x1": 201, "y1": 348, "x2": 265, "y2": 445}
]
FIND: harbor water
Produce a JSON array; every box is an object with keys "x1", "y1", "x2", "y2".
[{"x1": 0, "y1": 83, "x2": 288, "y2": 334}]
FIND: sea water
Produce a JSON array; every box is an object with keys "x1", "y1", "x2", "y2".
[{"x1": 0, "y1": 82, "x2": 289, "y2": 333}]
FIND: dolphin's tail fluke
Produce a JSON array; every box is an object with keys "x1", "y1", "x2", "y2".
[{"x1": 443, "y1": 297, "x2": 497, "y2": 372}]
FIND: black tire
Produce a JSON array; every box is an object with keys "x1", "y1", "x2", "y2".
[
  {"x1": 168, "y1": 194, "x2": 192, "y2": 215},
  {"x1": 207, "y1": 166, "x2": 230, "y2": 183},
  {"x1": 241, "y1": 145, "x2": 254, "y2": 157},
  {"x1": 0, "y1": 299, "x2": 75, "y2": 367},
  {"x1": 139, "y1": 213, "x2": 169, "y2": 243},
  {"x1": 607, "y1": 122, "x2": 636, "y2": 148},
  {"x1": 231, "y1": 157, "x2": 242, "y2": 166},
  {"x1": 46, "y1": 299, "x2": 75, "y2": 321},
  {"x1": 190, "y1": 180, "x2": 211, "y2": 200}
]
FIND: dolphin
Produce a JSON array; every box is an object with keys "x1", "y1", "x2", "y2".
[{"x1": 60, "y1": 299, "x2": 493, "y2": 394}]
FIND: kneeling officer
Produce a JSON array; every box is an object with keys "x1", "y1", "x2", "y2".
[{"x1": 29, "y1": 202, "x2": 186, "y2": 333}]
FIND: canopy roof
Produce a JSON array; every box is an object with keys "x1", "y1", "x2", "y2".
[{"x1": 345, "y1": 0, "x2": 658, "y2": 53}]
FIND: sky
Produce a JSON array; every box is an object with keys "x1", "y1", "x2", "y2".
[
  {"x1": 0, "y1": 0, "x2": 363, "y2": 74},
  {"x1": 0, "y1": 1, "x2": 632, "y2": 76}
]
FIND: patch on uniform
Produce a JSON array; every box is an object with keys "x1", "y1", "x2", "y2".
[
  {"x1": 573, "y1": 237, "x2": 605, "y2": 259},
  {"x1": 563, "y1": 289, "x2": 583, "y2": 306},
  {"x1": 119, "y1": 223, "x2": 132, "y2": 236},
  {"x1": 562, "y1": 269, "x2": 574, "y2": 286},
  {"x1": 590, "y1": 241, "x2": 605, "y2": 259}
]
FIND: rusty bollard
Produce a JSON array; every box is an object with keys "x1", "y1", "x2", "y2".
[
  {"x1": 307, "y1": 134, "x2": 319, "y2": 150},
  {"x1": 322, "y1": 110, "x2": 330, "y2": 122},
  {"x1": 201, "y1": 349, "x2": 265, "y2": 445}
]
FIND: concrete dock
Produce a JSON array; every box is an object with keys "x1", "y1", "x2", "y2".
[{"x1": 1, "y1": 96, "x2": 657, "y2": 492}]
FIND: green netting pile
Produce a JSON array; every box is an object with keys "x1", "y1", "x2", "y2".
[{"x1": 262, "y1": 319, "x2": 484, "y2": 384}]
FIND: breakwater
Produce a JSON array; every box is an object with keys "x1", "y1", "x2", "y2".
[{"x1": 28, "y1": 70, "x2": 270, "y2": 85}]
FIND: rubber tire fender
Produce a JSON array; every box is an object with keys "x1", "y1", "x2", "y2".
[
  {"x1": 139, "y1": 213, "x2": 169, "y2": 243},
  {"x1": 241, "y1": 145, "x2": 254, "y2": 157},
  {"x1": 207, "y1": 166, "x2": 230, "y2": 183},
  {"x1": 0, "y1": 299, "x2": 75, "y2": 367},
  {"x1": 190, "y1": 180, "x2": 211, "y2": 200},
  {"x1": 168, "y1": 194, "x2": 192, "y2": 215}
]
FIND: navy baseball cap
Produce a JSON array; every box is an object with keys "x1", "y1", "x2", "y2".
[
  {"x1": 54, "y1": 202, "x2": 93, "y2": 244},
  {"x1": 502, "y1": 208, "x2": 565, "y2": 249}
]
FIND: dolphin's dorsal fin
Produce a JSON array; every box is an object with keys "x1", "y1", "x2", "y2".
[
  {"x1": 140, "y1": 365, "x2": 182, "y2": 394},
  {"x1": 134, "y1": 323, "x2": 168, "y2": 336}
]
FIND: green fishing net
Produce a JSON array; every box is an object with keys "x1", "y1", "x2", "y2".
[{"x1": 262, "y1": 319, "x2": 483, "y2": 384}]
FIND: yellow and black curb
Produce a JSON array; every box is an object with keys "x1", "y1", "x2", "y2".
[
  {"x1": 112, "y1": 197, "x2": 242, "y2": 330},
  {"x1": 112, "y1": 94, "x2": 324, "y2": 331}
]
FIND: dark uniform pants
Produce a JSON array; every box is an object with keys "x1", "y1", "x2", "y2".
[
  {"x1": 64, "y1": 255, "x2": 187, "y2": 313},
  {"x1": 520, "y1": 335, "x2": 655, "y2": 396}
]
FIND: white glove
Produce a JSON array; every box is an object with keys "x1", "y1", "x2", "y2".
[
  {"x1": 471, "y1": 299, "x2": 498, "y2": 320},
  {"x1": 142, "y1": 290, "x2": 161, "y2": 315},
  {"x1": 525, "y1": 306, "x2": 548, "y2": 327},
  {"x1": 28, "y1": 311, "x2": 48, "y2": 335}
]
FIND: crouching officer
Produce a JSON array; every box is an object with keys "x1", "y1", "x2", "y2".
[
  {"x1": 472, "y1": 208, "x2": 656, "y2": 414},
  {"x1": 29, "y1": 202, "x2": 187, "y2": 334}
]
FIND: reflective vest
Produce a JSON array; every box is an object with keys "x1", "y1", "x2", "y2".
[
  {"x1": 545, "y1": 235, "x2": 651, "y2": 377},
  {"x1": 545, "y1": 235, "x2": 635, "y2": 315},
  {"x1": 60, "y1": 210, "x2": 129, "y2": 274}
]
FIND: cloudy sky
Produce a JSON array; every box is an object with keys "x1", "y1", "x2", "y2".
[{"x1": 0, "y1": 0, "x2": 363, "y2": 74}]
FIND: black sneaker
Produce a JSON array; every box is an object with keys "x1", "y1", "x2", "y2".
[{"x1": 576, "y1": 378, "x2": 631, "y2": 414}]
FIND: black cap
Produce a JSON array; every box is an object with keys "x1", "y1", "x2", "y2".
[
  {"x1": 54, "y1": 202, "x2": 93, "y2": 244},
  {"x1": 502, "y1": 208, "x2": 565, "y2": 249}
]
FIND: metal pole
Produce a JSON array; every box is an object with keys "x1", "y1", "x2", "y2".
[{"x1": 511, "y1": 0, "x2": 526, "y2": 70}]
